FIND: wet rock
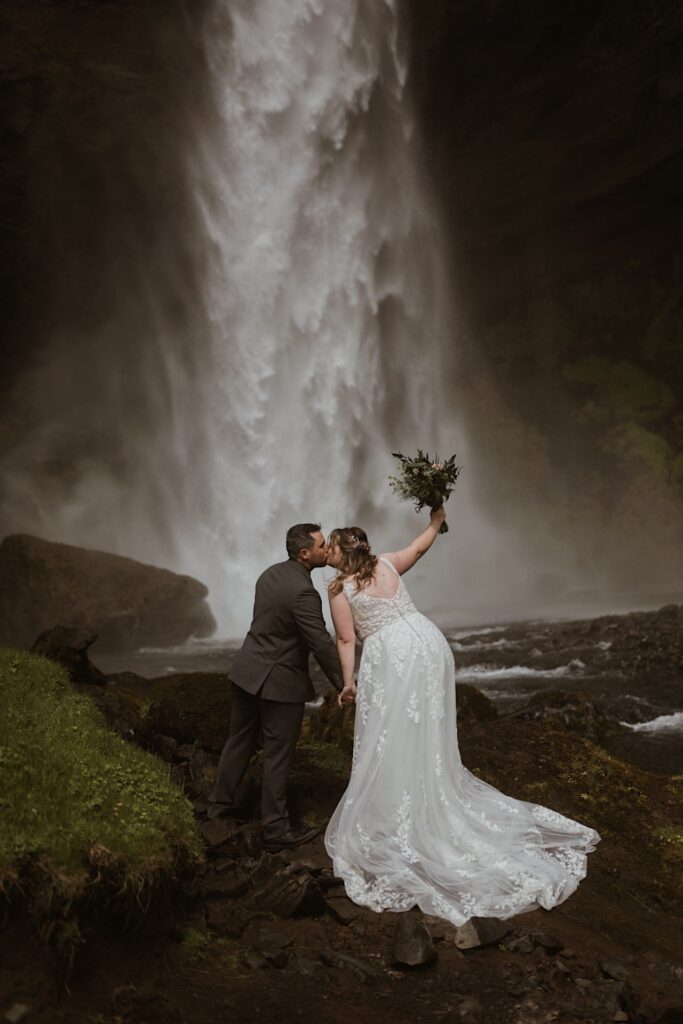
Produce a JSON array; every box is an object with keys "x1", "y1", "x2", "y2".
[
  {"x1": 146, "y1": 673, "x2": 232, "y2": 752},
  {"x1": 392, "y1": 913, "x2": 438, "y2": 967},
  {"x1": 502, "y1": 929, "x2": 563, "y2": 955},
  {"x1": 198, "y1": 864, "x2": 249, "y2": 899},
  {"x1": 248, "y1": 852, "x2": 287, "y2": 888},
  {"x1": 325, "y1": 893, "x2": 358, "y2": 925},
  {"x1": 248, "y1": 865, "x2": 327, "y2": 918},
  {"x1": 30, "y1": 624, "x2": 106, "y2": 685},
  {"x1": 452, "y1": 917, "x2": 511, "y2": 950},
  {"x1": 317, "y1": 868, "x2": 344, "y2": 891},
  {"x1": 294, "y1": 953, "x2": 322, "y2": 976},
  {"x1": 600, "y1": 958, "x2": 633, "y2": 982},
  {"x1": 453, "y1": 995, "x2": 482, "y2": 1022},
  {"x1": 242, "y1": 951, "x2": 268, "y2": 970},
  {"x1": 319, "y1": 950, "x2": 377, "y2": 985},
  {"x1": 0, "y1": 533, "x2": 215, "y2": 650},
  {"x1": 512, "y1": 690, "x2": 619, "y2": 742},
  {"x1": 199, "y1": 817, "x2": 242, "y2": 855},
  {"x1": 204, "y1": 902, "x2": 253, "y2": 937},
  {"x1": 456, "y1": 683, "x2": 497, "y2": 727}
]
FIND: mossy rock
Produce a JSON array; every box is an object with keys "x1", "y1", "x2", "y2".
[
  {"x1": 146, "y1": 673, "x2": 232, "y2": 753},
  {"x1": 0, "y1": 647, "x2": 203, "y2": 935}
]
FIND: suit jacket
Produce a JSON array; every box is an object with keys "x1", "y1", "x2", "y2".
[{"x1": 230, "y1": 559, "x2": 343, "y2": 703}]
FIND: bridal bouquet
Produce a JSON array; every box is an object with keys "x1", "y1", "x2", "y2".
[{"x1": 389, "y1": 449, "x2": 461, "y2": 534}]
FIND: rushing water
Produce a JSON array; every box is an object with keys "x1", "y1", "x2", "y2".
[{"x1": 0, "y1": 0, "x2": 480, "y2": 634}]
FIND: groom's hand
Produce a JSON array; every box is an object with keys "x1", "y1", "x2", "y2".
[{"x1": 337, "y1": 682, "x2": 357, "y2": 708}]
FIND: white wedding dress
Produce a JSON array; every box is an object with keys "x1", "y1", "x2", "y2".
[{"x1": 324, "y1": 558, "x2": 600, "y2": 925}]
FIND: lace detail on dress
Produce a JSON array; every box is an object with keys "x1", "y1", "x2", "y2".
[
  {"x1": 325, "y1": 558, "x2": 600, "y2": 926},
  {"x1": 342, "y1": 558, "x2": 418, "y2": 641}
]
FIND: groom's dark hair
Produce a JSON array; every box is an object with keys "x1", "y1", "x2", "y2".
[{"x1": 286, "y1": 523, "x2": 321, "y2": 560}]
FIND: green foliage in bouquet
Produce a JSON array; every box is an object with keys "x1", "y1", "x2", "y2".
[{"x1": 389, "y1": 450, "x2": 461, "y2": 534}]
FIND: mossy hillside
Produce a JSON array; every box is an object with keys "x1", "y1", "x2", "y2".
[{"x1": 0, "y1": 648, "x2": 203, "y2": 907}]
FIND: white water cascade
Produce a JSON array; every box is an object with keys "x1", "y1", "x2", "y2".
[{"x1": 1, "y1": 0, "x2": 482, "y2": 635}]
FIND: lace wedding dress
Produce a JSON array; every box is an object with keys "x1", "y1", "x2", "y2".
[{"x1": 324, "y1": 558, "x2": 600, "y2": 925}]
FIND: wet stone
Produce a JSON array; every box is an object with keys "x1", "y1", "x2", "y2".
[
  {"x1": 198, "y1": 864, "x2": 249, "y2": 899},
  {"x1": 452, "y1": 917, "x2": 511, "y2": 950},
  {"x1": 392, "y1": 914, "x2": 438, "y2": 968},
  {"x1": 248, "y1": 866, "x2": 327, "y2": 918}
]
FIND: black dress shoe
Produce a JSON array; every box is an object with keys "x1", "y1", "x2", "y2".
[{"x1": 262, "y1": 826, "x2": 321, "y2": 852}]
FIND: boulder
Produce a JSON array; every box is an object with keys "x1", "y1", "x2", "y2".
[
  {"x1": 30, "y1": 624, "x2": 106, "y2": 685},
  {"x1": 146, "y1": 673, "x2": 232, "y2": 753},
  {"x1": 0, "y1": 533, "x2": 216, "y2": 651}
]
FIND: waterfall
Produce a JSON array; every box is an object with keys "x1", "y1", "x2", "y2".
[{"x1": 1, "y1": 0, "x2": 463, "y2": 635}]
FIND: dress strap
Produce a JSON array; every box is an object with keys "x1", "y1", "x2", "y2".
[{"x1": 379, "y1": 556, "x2": 400, "y2": 578}]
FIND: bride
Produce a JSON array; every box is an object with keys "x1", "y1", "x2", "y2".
[{"x1": 324, "y1": 509, "x2": 600, "y2": 925}]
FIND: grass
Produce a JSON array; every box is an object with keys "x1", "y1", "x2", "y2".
[{"x1": 0, "y1": 647, "x2": 203, "y2": 914}]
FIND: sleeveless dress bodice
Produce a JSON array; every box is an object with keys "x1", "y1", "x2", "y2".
[{"x1": 342, "y1": 558, "x2": 418, "y2": 641}]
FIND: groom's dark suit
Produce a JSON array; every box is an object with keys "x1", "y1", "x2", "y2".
[{"x1": 211, "y1": 559, "x2": 342, "y2": 839}]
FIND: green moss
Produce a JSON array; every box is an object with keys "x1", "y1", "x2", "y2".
[
  {"x1": 0, "y1": 647, "x2": 203, "y2": 901},
  {"x1": 298, "y1": 739, "x2": 351, "y2": 781}
]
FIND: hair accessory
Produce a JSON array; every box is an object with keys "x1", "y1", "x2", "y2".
[{"x1": 350, "y1": 536, "x2": 370, "y2": 551}]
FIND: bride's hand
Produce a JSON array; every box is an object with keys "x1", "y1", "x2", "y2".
[
  {"x1": 338, "y1": 681, "x2": 357, "y2": 708},
  {"x1": 430, "y1": 505, "x2": 446, "y2": 529}
]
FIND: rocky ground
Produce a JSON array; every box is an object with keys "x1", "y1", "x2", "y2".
[{"x1": 1, "y1": 608, "x2": 682, "y2": 1024}]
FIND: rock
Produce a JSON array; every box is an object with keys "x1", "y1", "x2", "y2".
[
  {"x1": 249, "y1": 865, "x2": 327, "y2": 918},
  {"x1": 456, "y1": 683, "x2": 497, "y2": 727},
  {"x1": 502, "y1": 929, "x2": 563, "y2": 955},
  {"x1": 204, "y1": 902, "x2": 252, "y2": 937},
  {"x1": 325, "y1": 893, "x2": 358, "y2": 925},
  {"x1": 294, "y1": 954, "x2": 322, "y2": 976},
  {"x1": 30, "y1": 624, "x2": 106, "y2": 685},
  {"x1": 4, "y1": 1006, "x2": 29, "y2": 1024},
  {"x1": 391, "y1": 913, "x2": 438, "y2": 967},
  {"x1": 199, "y1": 818, "x2": 242, "y2": 854},
  {"x1": 319, "y1": 950, "x2": 377, "y2": 985},
  {"x1": 0, "y1": 533, "x2": 216, "y2": 650},
  {"x1": 452, "y1": 917, "x2": 511, "y2": 950},
  {"x1": 601, "y1": 958, "x2": 632, "y2": 982},
  {"x1": 85, "y1": 685, "x2": 147, "y2": 743},
  {"x1": 242, "y1": 951, "x2": 268, "y2": 970},
  {"x1": 455, "y1": 996, "x2": 482, "y2": 1022},
  {"x1": 198, "y1": 864, "x2": 249, "y2": 899},
  {"x1": 511, "y1": 690, "x2": 619, "y2": 742},
  {"x1": 146, "y1": 673, "x2": 232, "y2": 752}
]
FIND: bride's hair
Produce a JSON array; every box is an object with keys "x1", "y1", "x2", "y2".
[{"x1": 328, "y1": 526, "x2": 378, "y2": 597}]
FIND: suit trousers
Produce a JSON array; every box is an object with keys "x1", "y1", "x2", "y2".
[{"x1": 211, "y1": 681, "x2": 305, "y2": 839}]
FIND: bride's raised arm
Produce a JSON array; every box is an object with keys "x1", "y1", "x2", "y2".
[{"x1": 382, "y1": 507, "x2": 446, "y2": 576}]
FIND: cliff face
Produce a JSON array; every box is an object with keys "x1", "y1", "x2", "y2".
[{"x1": 406, "y1": 0, "x2": 683, "y2": 587}]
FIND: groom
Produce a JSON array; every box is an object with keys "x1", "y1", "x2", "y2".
[{"x1": 208, "y1": 523, "x2": 344, "y2": 851}]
